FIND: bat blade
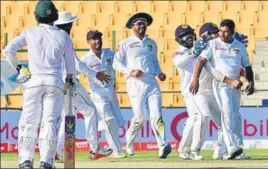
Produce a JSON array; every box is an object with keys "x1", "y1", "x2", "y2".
[{"x1": 64, "y1": 115, "x2": 75, "y2": 168}]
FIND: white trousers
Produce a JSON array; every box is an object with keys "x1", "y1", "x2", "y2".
[
  {"x1": 57, "y1": 83, "x2": 99, "y2": 153},
  {"x1": 213, "y1": 81, "x2": 241, "y2": 153},
  {"x1": 126, "y1": 76, "x2": 166, "y2": 149},
  {"x1": 92, "y1": 88, "x2": 125, "y2": 154},
  {"x1": 18, "y1": 77, "x2": 64, "y2": 165}
]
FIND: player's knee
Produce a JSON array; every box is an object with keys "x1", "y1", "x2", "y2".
[
  {"x1": 133, "y1": 114, "x2": 145, "y2": 125},
  {"x1": 18, "y1": 124, "x2": 39, "y2": 138},
  {"x1": 82, "y1": 107, "x2": 97, "y2": 117},
  {"x1": 39, "y1": 122, "x2": 59, "y2": 141}
]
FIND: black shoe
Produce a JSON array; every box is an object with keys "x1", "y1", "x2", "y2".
[
  {"x1": 159, "y1": 143, "x2": 172, "y2": 159},
  {"x1": 19, "y1": 160, "x2": 33, "y2": 169},
  {"x1": 40, "y1": 161, "x2": 53, "y2": 169}
]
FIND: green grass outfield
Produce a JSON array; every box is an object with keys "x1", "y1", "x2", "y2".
[{"x1": 1, "y1": 149, "x2": 268, "y2": 168}]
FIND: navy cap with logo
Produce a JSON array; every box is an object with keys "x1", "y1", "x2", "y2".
[
  {"x1": 125, "y1": 12, "x2": 153, "y2": 29},
  {"x1": 86, "y1": 30, "x2": 103, "y2": 40},
  {"x1": 175, "y1": 24, "x2": 194, "y2": 38},
  {"x1": 199, "y1": 22, "x2": 219, "y2": 36}
]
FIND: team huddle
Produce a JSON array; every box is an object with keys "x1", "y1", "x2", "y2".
[{"x1": 1, "y1": 1, "x2": 255, "y2": 169}]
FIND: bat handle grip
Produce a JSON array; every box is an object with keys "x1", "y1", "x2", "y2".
[{"x1": 68, "y1": 86, "x2": 73, "y2": 116}]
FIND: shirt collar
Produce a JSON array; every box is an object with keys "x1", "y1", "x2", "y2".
[
  {"x1": 39, "y1": 23, "x2": 59, "y2": 30},
  {"x1": 130, "y1": 34, "x2": 149, "y2": 42},
  {"x1": 88, "y1": 49, "x2": 104, "y2": 60}
]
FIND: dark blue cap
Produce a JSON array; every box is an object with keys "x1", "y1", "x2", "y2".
[
  {"x1": 86, "y1": 30, "x2": 102, "y2": 40},
  {"x1": 175, "y1": 24, "x2": 194, "y2": 38},
  {"x1": 199, "y1": 22, "x2": 219, "y2": 36}
]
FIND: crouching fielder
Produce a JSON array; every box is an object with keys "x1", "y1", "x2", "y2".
[
  {"x1": 2, "y1": 1, "x2": 76, "y2": 168},
  {"x1": 113, "y1": 12, "x2": 171, "y2": 158},
  {"x1": 80, "y1": 30, "x2": 126, "y2": 158},
  {"x1": 54, "y1": 11, "x2": 113, "y2": 161}
]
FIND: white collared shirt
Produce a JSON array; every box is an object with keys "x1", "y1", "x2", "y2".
[
  {"x1": 2, "y1": 24, "x2": 76, "y2": 77},
  {"x1": 80, "y1": 48, "x2": 115, "y2": 95},
  {"x1": 173, "y1": 46, "x2": 212, "y2": 95},
  {"x1": 201, "y1": 37, "x2": 250, "y2": 79},
  {"x1": 113, "y1": 34, "x2": 161, "y2": 77}
]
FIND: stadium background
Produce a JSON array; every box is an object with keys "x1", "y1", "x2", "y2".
[{"x1": 1, "y1": 0, "x2": 268, "y2": 153}]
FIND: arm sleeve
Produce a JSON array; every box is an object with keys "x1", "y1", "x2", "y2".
[
  {"x1": 112, "y1": 41, "x2": 133, "y2": 75},
  {"x1": 241, "y1": 46, "x2": 251, "y2": 67},
  {"x1": 75, "y1": 54, "x2": 97, "y2": 77},
  {"x1": 173, "y1": 50, "x2": 194, "y2": 68},
  {"x1": 2, "y1": 31, "x2": 27, "y2": 70},
  {"x1": 64, "y1": 36, "x2": 76, "y2": 75},
  {"x1": 200, "y1": 42, "x2": 212, "y2": 61},
  {"x1": 204, "y1": 61, "x2": 225, "y2": 82},
  {"x1": 152, "y1": 43, "x2": 161, "y2": 75}
]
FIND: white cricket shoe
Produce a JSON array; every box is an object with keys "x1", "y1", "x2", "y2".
[
  {"x1": 226, "y1": 147, "x2": 243, "y2": 160},
  {"x1": 236, "y1": 152, "x2": 251, "y2": 160},
  {"x1": 179, "y1": 152, "x2": 191, "y2": 160},
  {"x1": 126, "y1": 143, "x2": 135, "y2": 156},
  {"x1": 55, "y1": 151, "x2": 64, "y2": 163},
  {"x1": 190, "y1": 152, "x2": 203, "y2": 160},
  {"x1": 110, "y1": 152, "x2": 127, "y2": 159},
  {"x1": 159, "y1": 143, "x2": 172, "y2": 159}
]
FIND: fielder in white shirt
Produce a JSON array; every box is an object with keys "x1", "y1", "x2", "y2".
[
  {"x1": 80, "y1": 30, "x2": 126, "y2": 158},
  {"x1": 54, "y1": 11, "x2": 113, "y2": 162},
  {"x1": 190, "y1": 19, "x2": 254, "y2": 160},
  {"x1": 113, "y1": 12, "x2": 172, "y2": 158},
  {"x1": 2, "y1": 1, "x2": 75, "y2": 168}
]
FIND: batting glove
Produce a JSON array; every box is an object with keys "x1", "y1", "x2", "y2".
[
  {"x1": 193, "y1": 38, "x2": 208, "y2": 58},
  {"x1": 16, "y1": 64, "x2": 31, "y2": 83},
  {"x1": 233, "y1": 32, "x2": 248, "y2": 47},
  {"x1": 64, "y1": 78, "x2": 74, "y2": 95}
]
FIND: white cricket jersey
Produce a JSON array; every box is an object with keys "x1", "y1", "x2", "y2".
[
  {"x1": 2, "y1": 24, "x2": 76, "y2": 77},
  {"x1": 80, "y1": 48, "x2": 115, "y2": 95},
  {"x1": 200, "y1": 37, "x2": 250, "y2": 79},
  {"x1": 113, "y1": 34, "x2": 161, "y2": 78},
  {"x1": 173, "y1": 46, "x2": 212, "y2": 96}
]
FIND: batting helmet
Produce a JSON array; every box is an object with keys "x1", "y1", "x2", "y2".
[{"x1": 199, "y1": 22, "x2": 219, "y2": 37}]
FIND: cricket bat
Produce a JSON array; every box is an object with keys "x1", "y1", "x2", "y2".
[{"x1": 64, "y1": 87, "x2": 75, "y2": 168}]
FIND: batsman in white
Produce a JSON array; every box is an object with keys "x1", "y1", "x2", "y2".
[
  {"x1": 2, "y1": 1, "x2": 76, "y2": 168},
  {"x1": 80, "y1": 30, "x2": 126, "y2": 158},
  {"x1": 113, "y1": 12, "x2": 172, "y2": 158},
  {"x1": 173, "y1": 24, "x2": 242, "y2": 160},
  {"x1": 190, "y1": 19, "x2": 255, "y2": 160},
  {"x1": 54, "y1": 11, "x2": 113, "y2": 161}
]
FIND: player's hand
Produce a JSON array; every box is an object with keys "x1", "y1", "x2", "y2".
[
  {"x1": 96, "y1": 70, "x2": 111, "y2": 84},
  {"x1": 158, "y1": 72, "x2": 166, "y2": 81},
  {"x1": 16, "y1": 65, "x2": 31, "y2": 83},
  {"x1": 245, "y1": 81, "x2": 254, "y2": 95},
  {"x1": 64, "y1": 78, "x2": 74, "y2": 94},
  {"x1": 230, "y1": 79, "x2": 243, "y2": 89},
  {"x1": 189, "y1": 78, "x2": 199, "y2": 95},
  {"x1": 240, "y1": 68, "x2": 246, "y2": 77},
  {"x1": 233, "y1": 32, "x2": 248, "y2": 47},
  {"x1": 130, "y1": 69, "x2": 143, "y2": 78}
]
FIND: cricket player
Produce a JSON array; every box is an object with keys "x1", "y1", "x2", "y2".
[
  {"x1": 54, "y1": 11, "x2": 113, "y2": 161},
  {"x1": 190, "y1": 19, "x2": 255, "y2": 160},
  {"x1": 113, "y1": 12, "x2": 172, "y2": 158},
  {"x1": 80, "y1": 30, "x2": 126, "y2": 158},
  {"x1": 2, "y1": 1, "x2": 76, "y2": 168},
  {"x1": 196, "y1": 23, "x2": 251, "y2": 160},
  {"x1": 173, "y1": 24, "x2": 242, "y2": 160}
]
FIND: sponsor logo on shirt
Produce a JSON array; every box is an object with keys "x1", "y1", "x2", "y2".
[
  {"x1": 89, "y1": 63, "x2": 101, "y2": 68},
  {"x1": 129, "y1": 42, "x2": 141, "y2": 48},
  {"x1": 215, "y1": 45, "x2": 228, "y2": 51}
]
